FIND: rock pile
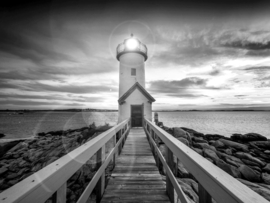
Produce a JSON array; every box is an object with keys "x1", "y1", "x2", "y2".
[
  {"x1": 158, "y1": 125, "x2": 270, "y2": 202},
  {"x1": 0, "y1": 124, "x2": 113, "y2": 203}
]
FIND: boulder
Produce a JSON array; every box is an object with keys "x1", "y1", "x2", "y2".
[
  {"x1": 235, "y1": 152, "x2": 265, "y2": 167},
  {"x1": 224, "y1": 148, "x2": 233, "y2": 155},
  {"x1": 232, "y1": 133, "x2": 267, "y2": 142},
  {"x1": 250, "y1": 141, "x2": 270, "y2": 149},
  {"x1": 238, "y1": 165, "x2": 261, "y2": 182},
  {"x1": 0, "y1": 167, "x2": 8, "y2": 175},
  {"x1": 241, "y1": 159, "x2": 261, "y2": 167},
  {"x1": 244, "y1": 133, "x2": 267, "y2": 141},
  {"x1": 181, "y1": 178, "x2": 198, "y2": 194},
  {"x1": 173, "y1": 128, "x2": 191, "y2": 142},
  {"x1": 219, "y1": 139, "x2": 249, "y2": 152},
  {"x1": 262, "y1": 173, "x2": 270, "y2": 185},
  {"x1": 216, "y1": 159, "x2": 241, "y2": 178},
  {"x1": 180, "y1": 127, "x2": 205, "y2": 138},
  {"x1": 209, "y1": 140, "x2": 215, "y2": 145},
  {"x1": 177, "y1": 161, "x2": 190, "y2": 178},
  {"x1": 193, "y1": 143, "x2": 216, "y2": 151},
  {"x1": 263, "y1": 164, "x2": 270, "y2": 173},
  {"x1": 237, "y1": 178, "x2": 270, "y2": 201},
  {"x1": 176, "y1": 178, "x2": 199, "y2": 203},
  {"x1": 248, "y1": 165, "x2": 262, "y2": 173},
  {"x1": 0, "y1": 140, "x2": 21, "y2": 157},
  {"x1": 203, "y1": 149, "x2": 219, "y2": 163},
  {"x1": 224, "y1": 157, "x2": 242, "y2": 168},
  {"x1": 265, "y1": 150, "x2": 270, "y2": 154},
  {"x1": 213, "y1": 140, "x2": 225, "y2": 148},
  {"x1": 192, "y1": 137, "x2": 208, "y2": 144},
  {"x1": 205, "y1": 134, "x2": 225, "y2": 141},
  {"x1": 177, "y1": 137, "x2": 189, "y2": 146}
]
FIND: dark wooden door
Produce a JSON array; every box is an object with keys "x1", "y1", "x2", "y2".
[{"x1": 131, "y1": 105, "x2": 143, "y2": 127}]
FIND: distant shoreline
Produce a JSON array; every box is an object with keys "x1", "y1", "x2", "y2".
[{"x1": 0, "y1": 109, "x2": 269, "y2": 112}]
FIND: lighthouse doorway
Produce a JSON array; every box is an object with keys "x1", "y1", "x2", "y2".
[{"x1": 131, "y1": 104, "x2": 143, "y2": 127}]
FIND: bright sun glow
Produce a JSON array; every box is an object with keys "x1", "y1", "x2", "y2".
[{"x1": 126, "y1": 38, "x2": 138, "y2": 50}]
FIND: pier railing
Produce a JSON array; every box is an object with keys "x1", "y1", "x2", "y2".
[
  {"x1": 0, "y1": 119, "x2": 131, "y2": 203},
  {"x1": 144, "y1": 118, "x2": 268, "y2": 203}
]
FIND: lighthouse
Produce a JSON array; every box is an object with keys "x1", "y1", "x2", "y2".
[{"x1": 117, "y1": 34, "x2": 155, "y2": 126}]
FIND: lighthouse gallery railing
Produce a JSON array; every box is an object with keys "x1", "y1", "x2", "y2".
[
  {"x1": 144, "y1": 118, "x2": 268, "y2": 203},
  {"x1": 0, "y1": 119, "x2": 130, "y2": 203}
]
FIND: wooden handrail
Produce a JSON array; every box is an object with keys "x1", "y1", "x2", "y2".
[
  {"x1": 144, "y1": 118, "x2": 268, "y2": 203},
  {"x1": 0, "y1": 119, "x2": 130, "y2": 203}
]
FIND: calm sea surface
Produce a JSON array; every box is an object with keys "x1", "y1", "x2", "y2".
[{"x1": 0, "y1": 111, "x2": 269, "y2": 139}]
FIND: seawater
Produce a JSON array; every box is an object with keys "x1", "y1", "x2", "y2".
[
  {"x1": 157, "y1": 111, "x2": 270, "y2": 138},
  {"x1": 0, "y1": 111, "x2": 269, "y2": 139}
]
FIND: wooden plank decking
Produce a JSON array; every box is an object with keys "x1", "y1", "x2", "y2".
[{"x1": 101, "y1": 128, "x2": 170, "y2": 203}]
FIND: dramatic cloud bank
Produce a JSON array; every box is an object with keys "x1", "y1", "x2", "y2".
[{"x1": 0, "y1": 1, "x2": 269, "y2": 110}]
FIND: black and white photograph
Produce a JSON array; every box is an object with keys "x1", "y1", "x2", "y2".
[{"x1": 0, "y1": 0, "x2": 270, "y2": 202}]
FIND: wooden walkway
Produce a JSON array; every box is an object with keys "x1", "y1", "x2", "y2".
[{"x1": 101, "y1": 128, "x2": 170, "y2": 203}]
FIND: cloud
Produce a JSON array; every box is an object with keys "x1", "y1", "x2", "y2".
[
  {"x1": 209, "y1": 69, "x2": 221, "y2": 76},
  {"x1": 0, "y1": 100, "x2": 83, "y2": 107},
  {"x1": 149, "y1": 77, "x2": 207, "y2": 93},
  {"x1": 222, "y1": 41, "x2": 270, "y2": 50},
  {"x1": 167, "y1": 93, "x2": 208, "y2": 98},
  {"x1": 244, "y1": 66, "x2": 270, "y2": 71},
  {"x1": 148, "y1": 77, "x2": 225, "y2": 96},
  {"x1": 23, "y1": 83, "x2": 118, "y2": 94},
  {"x1": 0, "y1": 28, "x2": 77, "y2": 65},
  {"x1": 0, "y1": 94, "x2": 103, "y2": 103}
]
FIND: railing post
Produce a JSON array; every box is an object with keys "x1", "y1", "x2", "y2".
[
  {"x1": 113, "y1": 133, "x2": 116, "y2": 168},
  {"x1": 52, "y1": 182, "x2": 67, "y2": 203},
  {"x1": 96, "y1": 145, "x2": 105, "y2": 203},
  {"x1": 166, "y1": 146, "x2": 175, "y2": 203},
  {"x1": 199, "y1": 183, "x2": 212, "y2": 203},
  {"x1": 118, "y1": 130, "x2": 122, "y2": 155}
]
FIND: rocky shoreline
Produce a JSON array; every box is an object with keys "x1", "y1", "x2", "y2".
[
  {"x1": 157, "y1": 123, "x2": 270, "y2": 202},
  {"x1": 1, "y1": 122, "x2": 270, "y2": 202},
  {"x1": 0, "y1": 123, "x2": 114, "y2": 203}
]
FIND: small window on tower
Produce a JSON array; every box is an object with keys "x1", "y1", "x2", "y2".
[{"x1": 131, "y1": 68, "x2": 136, "y2": 76}]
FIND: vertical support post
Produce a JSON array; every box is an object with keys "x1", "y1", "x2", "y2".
[
  {"x1": 113, "y1": 133, "x2": 116, "y2": 168},
  {"x1": 52, "y1": 182, "x2": 67, "y2": 203},
  {"x1": 154, "y1": 112, "x2": 158, "y2": 125},
  {"x1": 118, "y1": 130, "x2": 122, "y2": 155},
  {"x1": 175, "y1": 158, "x2": 179, "y2": 177},
  {"x1": 166, "y1": 146, "x2": 175, "y2": 203},
  {"x1": 96, "y1": 145, "x2": 105, "y2": 203},
  {"x1": 199, "y1": 183, "x2": 212, "y2": 203}
]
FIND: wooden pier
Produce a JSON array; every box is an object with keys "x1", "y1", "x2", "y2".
[
  {"x1": 101, "y1": 128, "x2": 170, "y2": 202},
  {"x1": 0, "y1": 118, "x2": 268, "y2": 203}
]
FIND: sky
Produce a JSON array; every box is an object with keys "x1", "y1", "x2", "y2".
[{"x1": 0, "y1": 0, "x2": 270, "y2": 110}]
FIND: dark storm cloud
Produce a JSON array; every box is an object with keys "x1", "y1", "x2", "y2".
[
  {"x1": 222, "y1": 41, "x2": 270, "y2": 50},
  {"x1": 0, "y1": 28, "x2": 77, "y2": 65}
]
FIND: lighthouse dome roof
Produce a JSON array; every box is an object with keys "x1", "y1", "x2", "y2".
[{"x1": 116, "y1": 34, "x2": 148, "y2": 61}]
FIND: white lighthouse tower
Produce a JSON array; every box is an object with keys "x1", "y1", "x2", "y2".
[{"x1": 117, "y1": 34, "x2": 155, "y2": 126}]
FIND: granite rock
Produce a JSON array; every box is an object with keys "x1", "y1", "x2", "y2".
[{"x1": 238, "y1": 165, "x2": 261, "y2": 182}]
